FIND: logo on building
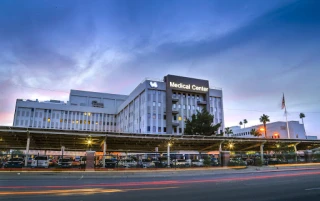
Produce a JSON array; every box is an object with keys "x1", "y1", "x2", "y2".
[{"x1": 150, "y1": 82, "x2": 158, "y2": 88}]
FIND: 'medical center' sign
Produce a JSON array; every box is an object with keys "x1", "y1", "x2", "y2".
[{"x1": 169, "y1": 82, "x2": 208, "y2": 92}]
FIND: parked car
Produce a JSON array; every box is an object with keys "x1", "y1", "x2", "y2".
[
  {"x1": 268, "y1": 158, "x2": 288, "y2": 165},
  {"x1": 190, "y1": 159, "x2": 204, "y2": 167},
  {"x1": 172, "y1": 159, "x2": 189, "y2": 167},
  {"x1": 118, "y1": 159, "x2": 137, "y2": 168},
  {"x1": 31, "y1": 156, "x2": 49, "y2": 168},
  {"x1": 4, "y1": 158, "x2": 24, "y2": 168},
  {"x1": 139, "y1": 159, "x2": 155, "y2": 168},
  {"x1": 100, "y1": 159, "x2": 118, "y2": 168},
  {"x1": 58, "y1": 158, "x2": 73, "y2": 168},
  {"x1": 48, "y1": 159, "x2": 57, "y2": 167},
  {"x1": 211, "y1": 158, "x2": 220, "y2": 166},
  {"x1": 158, "y1": 157, "x2": 172, "y2": 168}
]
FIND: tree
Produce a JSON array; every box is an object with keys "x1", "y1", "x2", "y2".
[
  {"x1": 299, "y1": 113, "x2": 306, "y2": 124},
  {"x1": 250, "y1": 128, "x2": 262, "y2": 137},
  {"x1": 259, "y1": 114, "x2": 270, "y2": 138},
  {"x1": 184, "y1": 108, "x2": 221, "y2": 136},
  {"x1": 243, "y1": 119, "x2": 248, "y2": 128},
  {"x1": 239, "y1": 121, "x2": 243, "y2": 128},
  {"x1": 225, "y1": 127, "x2": 233, "y2": 137}
]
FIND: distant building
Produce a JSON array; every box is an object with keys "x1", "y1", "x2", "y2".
[
  {"x1": 229, "y1": 121, "x2": 306, "y2": 139},
  {"x1": 12, "y1": 75, "x2": 224, "y2": 135},
  {"x1": 306, "y1": 136, "x2": 318, "y2": 140}
]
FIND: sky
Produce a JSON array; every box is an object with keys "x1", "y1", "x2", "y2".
[{"x1": 0, "y1": 0, "x2": 319, "y2": 137}]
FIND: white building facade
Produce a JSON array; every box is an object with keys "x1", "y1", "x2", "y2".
[
  {"x1": 13, "y1": 75, "x2": 225, "y2": 135},
  {"x1": 229, "y1": 121, "x2": 307, "y2": 139}
]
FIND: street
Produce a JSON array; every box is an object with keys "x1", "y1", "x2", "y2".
[{"x1": 1, "y1": 169, "x2": 320, "y2": 201}]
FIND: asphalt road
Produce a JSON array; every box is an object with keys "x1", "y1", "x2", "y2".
[{"x1": 1, "y1": 169, "x2": 320, "y2": 201}]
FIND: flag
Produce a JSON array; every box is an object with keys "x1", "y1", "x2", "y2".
[{"x1": 281, "y1": 93, "x2": 285, "y2": 110}]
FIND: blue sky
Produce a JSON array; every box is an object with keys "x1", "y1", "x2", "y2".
[{"x1": 0, "y1": 0, "x2": 319, "y2": 137}]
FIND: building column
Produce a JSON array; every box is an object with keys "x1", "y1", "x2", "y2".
[
  {"x1": 167, "y1": 143, "x2": 171, "y2": 168},
  {"x1": 25, "y1": 133, "x2": 30, "y2": 167},
  {"x1": 102, "y1": 137, "x2": 107, "y2": 168},
  {"x1": 260, "y1": 144, "x2": 264, "y2": 165}
]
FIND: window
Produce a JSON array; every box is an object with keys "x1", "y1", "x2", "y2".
[
  {"x1": 164, "y1": 115, "x2": 166, "y2": 120},
  {"x1": 147, "y1": 126, "x2": 150, "y2": 132},
  {"x1": 197, "y1": 106, "x2": 200, "y2": 110},
  {"x1": 179, "y1": 128, "x2": 182, "y2": 133},
  {"x1": 183, "y1": 105, "x2": 186, "y2": 109},
  {"x1": 178, "y1": 104, "x2": 181, "y2": 109},
  {"x1": 52, "y1": 113, "x2": 55, "y2": 119},
  {"x1": 192, "y1": 106, "x2": 195, "y2": 110},
  {"x1": 17, "y1": 111, "x2": 20, "y2": 116},
  {"x1": 188, "y1": 105, "x2": 191, "y2": 109},
  {"x1": 76, "y1": 120, "x2": 79, "y2": 124},
  {"x1": 47, "y1": 118, "x2": 51, "y2": 122},
  {"x1": 148, "y1": 113, "x2": 151, "y2": 118},
  {"x1": 296, "y1": 134, "x2": 298, "y2": 138},
  {"x1": 158, "y1": 114, "x2": 161, "y2": 119},
  {"x1": 153, "y1": 114, "x2": 156, "y2": 119},
  {"x1": 173, "y1": 116, "x2": 177, "y2": 121},
  {"x1": 35, "y1": 112, "x2": 38, "y2": 117},
  {"x1": 178, "y1": 116, "x2": 182, "y2": 121},
  {"x1": 152, "y1": 126, "x2": 156, "y2": 132},
  {"x1": 153, "y1": 101, "x2": 156, "y2": 106},
  {"x1": 173, "y1": 127, "x2": 177, "y2": 133},
  {"x1": 26, "y1": 111, "x2": 29, "y2": 117},
  {"x1": 158, "y1": 127, "x2": 161, "y2": 132},
  {"x1": 88, "y1": 121, "x2": 91, "y2": 124},
  {"x1": 39, "y1": 113, "x2": 42, "y2": 118},
  {"x1": 60, "y1": 119, "x2": 63, "y2": 123},
  {"x1": 164, "y1": 127, "x2": 166, "y2": 132},
  {"x1": 88, "y1": 112, "x2": 91, "y2": 116},
  {"x1": 158, "y1": 102, "x2": 161, "y2": 107},
  {"x1": 22, "y1": 111, "x2": 25, "y2": 116},
  {"x1": 80, "y1": 120, "x2": 82, "y2": 124},
  {"x1": 173, "y1": 104, "x2": 176, "y2": 109}
]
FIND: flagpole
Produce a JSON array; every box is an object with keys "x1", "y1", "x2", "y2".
[{"x1": 285, "y1": 102, "x2": 290, "y2": 139}]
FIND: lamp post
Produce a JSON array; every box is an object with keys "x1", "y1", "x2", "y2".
[{"x1": 87, "y1": 139, "x2": 92, "y2": 151}]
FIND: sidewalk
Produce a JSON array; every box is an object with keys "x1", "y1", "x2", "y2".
[{"x1": 1, "y1": 163, "x2": 320, "y2": 179}]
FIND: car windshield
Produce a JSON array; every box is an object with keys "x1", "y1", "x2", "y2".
[{"x1": 60, "y1": 159, "x2": 71, "y2": 162}]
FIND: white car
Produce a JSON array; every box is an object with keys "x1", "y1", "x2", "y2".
[
  {"x1": 172, "y1": 159, "x2": 189, "y2": 167},
  {"x1": 118, "y1": 159, "x2": 137, "y2": 168},
  {"x1": 31, "y1": 156, "x2": 49, "y2": 168},
  {"x1": 191, "y1": 159, "x2": 204, "y2": 167}
]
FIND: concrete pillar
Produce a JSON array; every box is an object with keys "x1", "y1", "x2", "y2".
[
  {"x1": 304, "y1": 150, "x2": 313, "y2": 163},
  {"x1": 220, "y1": 151, "x2": 230, "y2": 167},
  {"x1": 24, "y1": 134, "x2": 30, "y2": 167},
  {"x1": 167, "y1": 144, "x2": 170, "y2": 168},
  {"x1": 102, "y1": 137, "x2": 107, "y2": 168},
  {"x1": 260, "y1": 144, "x2": 264, "y2": 165}
]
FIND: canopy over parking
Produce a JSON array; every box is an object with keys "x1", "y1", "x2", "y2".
[{"x1": 1, "y1": 126, "x2": 320, "y2": 153}]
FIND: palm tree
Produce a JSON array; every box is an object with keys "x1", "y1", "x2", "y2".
[
  {"x1": 259, "y1": 114, "x2": 270, "y2": 138},
  {"x1": 243, "y1": 119, "x2": 248, "y2": 128},
  {"x1": 239, "y1": 121, "x2": 243, "y2": 128},
  {"x1": 299, "y1": 113, "x2": 306, "y2": 124},
  {"x1": 250, "y1": 128, "x2": 262, "y2": 137},
  {"x1": 225, "y1": 127, "x2": 233, "y2": 137}
]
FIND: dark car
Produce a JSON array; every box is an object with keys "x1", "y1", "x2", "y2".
[
  {"x1": 4, "y1": 158, "x2": 24, "y2": 168},
  {"x1": 211, "y1": 158, "x2": 220, "y2": 166},
  {"x1": 58, "y1": 158, "x2": 72, "y2": 168},
  {"x1": 104, "y1": 159, "x2": 117, "y2": 168}
]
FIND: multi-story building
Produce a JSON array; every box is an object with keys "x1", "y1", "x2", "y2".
[
  {"x1": 13, "y1": 75, "x2": 225, "y2": 135},
  {"x1": 229, "y1": 121, "x2": 307, "y2": 139}
]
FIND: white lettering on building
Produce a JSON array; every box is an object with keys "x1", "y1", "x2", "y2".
[{"x1": 169, "y1": 82, "x2": 208, "y2": 92}]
